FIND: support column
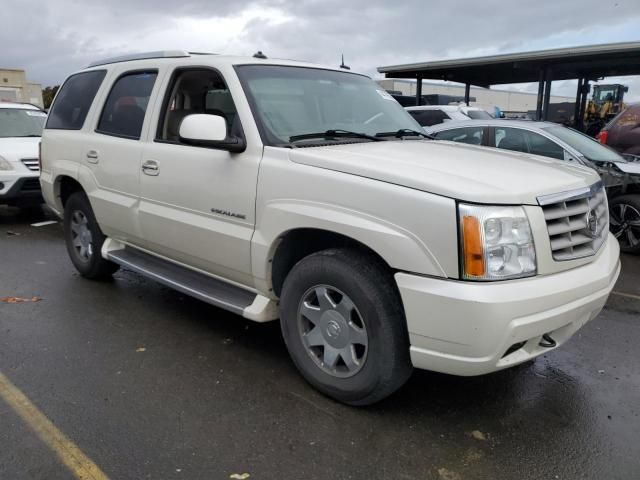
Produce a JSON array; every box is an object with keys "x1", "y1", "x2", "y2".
[
  {"x1": 579, "y1": 80, "x2": 590, "y2": 130},
  {"x1": 464, "y1": 83, "x2": 470, "y2": 106},
  {"x1": 574, "y1": 78, "x2": 583, "y2": 129},
  {"x1": 415, "y1": 74, "x2": 422, "y2": 106},
  {"x1": 536, "y1": 69, "x2": 545, "y2": 120},
  {"x1": 542, "y1": 69, "x2": 552, "y2": 121}
]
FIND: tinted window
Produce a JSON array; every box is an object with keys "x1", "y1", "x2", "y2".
[
  {"x1": 46, "y1": 70, "x2": 106, "y2": 130},
  {"x1": 158, "y1": 69, "x2": 239, "y2": 143},
  {"x1": 495, "y1": 127, "x2": 564, "y2": 160},
  {"x1": 408, "y1": 109, "x2": 450, "y2": 126},
  {"x1": 435, "y1": 127, "x2": 484, "y2": 145},
  {"x1": 466, "y1": 110, "x2": 493, "y2": 120},
  {"x1": 97, "y1": 71, "x2": 157, "y2": 139}
]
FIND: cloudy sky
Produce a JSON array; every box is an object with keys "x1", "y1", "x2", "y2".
[{"x1": 3, "y1": 0, "x2": 640, "y2": 100}]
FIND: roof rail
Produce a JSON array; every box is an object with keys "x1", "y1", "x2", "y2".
[{"x1": 88, "y1": 50, "x2": 191, "y2": 68}]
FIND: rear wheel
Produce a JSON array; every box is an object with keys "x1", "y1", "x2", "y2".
[
  {"x1": 280, "y1": 248, "x2": 412, "y2": 405},
  {"x1": 63, "y1": 192, "x2": 119, "y2": 279},
  {"x1": 609, "y1": 195, "x2": 640, "y2": 254}
]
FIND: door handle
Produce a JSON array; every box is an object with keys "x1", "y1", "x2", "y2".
[
  {"x1": 142, "y1": 160, "x2": 159, "y2": 176},
  {"x1": 86, "y1": 150, "x2": 99, "y2": 163}
]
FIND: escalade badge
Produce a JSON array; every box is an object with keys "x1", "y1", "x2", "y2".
[
  {"x1": 211, "y1": 208, "x2": 246, "y2": 220},
  {"x1": 586, "y1": 209, "x2": 599, "y2": 238}
]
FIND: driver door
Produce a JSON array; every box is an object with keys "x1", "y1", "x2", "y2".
[{"x1": 138, "y1": 67, "x2": 260, "y2": 287}]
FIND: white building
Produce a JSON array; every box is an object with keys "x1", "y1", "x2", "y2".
[
  {"x1": 0, "y1": 69, "x2": 44, "y2": 108},
  {"x1": 377, "y1": 78, "x2": 574, "y2": 113}
]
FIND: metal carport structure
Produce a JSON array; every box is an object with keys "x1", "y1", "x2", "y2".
[{"x1": 378, "y1": 42, "x2": 640, "y2": 127}]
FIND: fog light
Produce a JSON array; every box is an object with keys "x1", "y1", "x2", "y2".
[{"x1": 0, "y1": 182, "x2": 5, "y2": 190}]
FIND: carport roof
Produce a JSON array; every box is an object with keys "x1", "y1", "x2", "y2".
[{"x1": 377, "y1": 42, "x2": 640, "y2": 87}]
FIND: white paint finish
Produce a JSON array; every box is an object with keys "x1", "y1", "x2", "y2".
[
  {"x1": 137, "y1": 63, "x2": 260, "y2": 287},
  {"x1": 287, "y1": 140, "x2": 600, "y2": 205},
  {"x1": 253, "y1": 146, "x2": 459, "y2": 283},
  {"x1": 398, "y1": 236, "x2": 620, "y2": 375},
  {"x1": 242, "y1": 295, "x2": 279, "y2": 322},
  {"x1": 179, "y1": 114, "x2": 227, "y2": 142}
]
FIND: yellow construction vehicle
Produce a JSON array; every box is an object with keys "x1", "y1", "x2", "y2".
[{"x1": 585, "y1": 83, "x2": 628, "y2": 136}]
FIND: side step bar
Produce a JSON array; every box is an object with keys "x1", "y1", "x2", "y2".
[{"x1": 103, "y1": 240, "x2": 278, "y2": 322}]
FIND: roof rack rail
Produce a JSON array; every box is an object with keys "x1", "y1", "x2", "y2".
[{"x1": 88, "y1": 50, "x2": 191, "y2": 68}]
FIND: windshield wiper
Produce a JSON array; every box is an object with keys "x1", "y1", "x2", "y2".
[
  {"x1": 375, "y1": 129, "x2": 434, "y2": 139},
  {"x1": 14, "y1": 134, "x2": 41, "y2": 138},
  {"x1": 289, "y1": 129, "x2": 382, "y2": 143}
]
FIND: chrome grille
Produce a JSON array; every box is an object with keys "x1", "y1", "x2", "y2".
[
  {"x1": 21, "y1": 158, "x2": 40, "y2": 172},
  {"x1": 538, "y1": 182, "x2": 608, "y2": 261}
]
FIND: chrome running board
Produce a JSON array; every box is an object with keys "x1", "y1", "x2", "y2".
[{"x1": 104, "y1": 243, "x2": 278, "y2": 321}]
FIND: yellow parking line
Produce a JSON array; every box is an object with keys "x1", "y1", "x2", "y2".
[
  {"x1": 0, "y1": 371, "x2": 109, "y2": 480},
  {"x1": 611, "y1": 290, "x2": 640, "y2": 301}
]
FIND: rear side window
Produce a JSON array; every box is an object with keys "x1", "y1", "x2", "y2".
[
  {"x1": 46, "y1": 70, "x2": 106, "y2": 130},
  {"x1": 97, "y1": 71, "x2": 157, "y2": 140},
  {"x1": 495, "y1": 127, "x2": 564, "y2": 160},
  {"x1": 435, "y1": 127, "x2": 484, "y2": 145},
  {"x1": 408, "y1": 109, "x2": 450, "y2": 127}
]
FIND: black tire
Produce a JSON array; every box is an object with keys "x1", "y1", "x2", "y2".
[
  {"x1": 609, "y1": 195, "x2": 640, "y2": 254},
  {"x1": 63, "y1": 192, "x2": 119, "y2": 279},
  {"x1": 280, "y1": 248, "x2": 412, "y2": 406}
]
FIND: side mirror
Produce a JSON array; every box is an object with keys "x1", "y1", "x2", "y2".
[{"x1": 179, "y1": 114, "x2": 246, "y2": 153}]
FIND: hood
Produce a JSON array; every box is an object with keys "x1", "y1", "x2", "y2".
[
  {"x1": 289, "y1": 140, "x2": 599, "y2": 205},
  {"x1": 613, "y1": 161, "x2": 640, "y2": 175},
  {"x1": 0, "y1": 137, "x2": 40, "y2": 162}
]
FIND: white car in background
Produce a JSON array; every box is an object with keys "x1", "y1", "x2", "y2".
[
  {"x1": 405, "y1": 104, "x2": 493, "y2": 127},
  {"x1": 0, "y1": 102, "x2": 46, "y2": 208}
]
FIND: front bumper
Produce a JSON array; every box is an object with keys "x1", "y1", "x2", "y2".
[
  {"x1": 396, "y1": 234, "x2": 620, "y2": 376},
  {"x1": 0, "y1": 173, "x2": 43, "y2": 205}
]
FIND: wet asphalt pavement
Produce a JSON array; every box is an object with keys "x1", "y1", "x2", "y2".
[{"x1": 0, "y1": 206, "x2": 639, "y2": 480}]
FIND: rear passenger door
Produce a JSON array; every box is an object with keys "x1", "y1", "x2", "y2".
[
  {"x1": 86, "y1": 69, "x2": 160, "y2": 244},
  {"x1": 137, "y1": 66, "x2": 260, "y2": 287}
]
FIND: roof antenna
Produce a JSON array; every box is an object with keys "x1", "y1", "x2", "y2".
[
  {"x1": 253, "y1": 51, "x2": 267, "y2": 59},
  {"x1": 339, "y1": 54, "x2": 350, "y2": 70}
]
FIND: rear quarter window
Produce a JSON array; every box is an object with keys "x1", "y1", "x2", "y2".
[
  {"x1": 46, "y1": 70, "x2": 106, "y2": 130},
  {"x1": 408, "y1": 109, "x2": 450, "y2": 127}
]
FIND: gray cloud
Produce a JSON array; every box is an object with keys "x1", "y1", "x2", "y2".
[{"x1": 2, "y1": 0, "x2": 640, "y2": 102}]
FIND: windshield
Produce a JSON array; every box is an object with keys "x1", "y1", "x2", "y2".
[
  {"x1": 0, "y1": 108, "x2": 46, "y2": 138},
  {"x1": 236, "y1": 65, "x2": 423, "y2": 146},
  {"x1": 543, "y1": 125, "x2": 624, "y2": 163},
  {"x1": 466, "y1": 109, "x2": 493, "y2": 120}
]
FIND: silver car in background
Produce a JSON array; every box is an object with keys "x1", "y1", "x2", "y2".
[{"x1": 427, "y1": 119, "x2": 640, "y2": 253}]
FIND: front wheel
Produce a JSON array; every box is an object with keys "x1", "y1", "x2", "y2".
[
  {"x1": 63, "y1": 192, "x2": 119, "y2": 279},
  {"x1": 609, "y1": 195, "x2": 640, "y2": 254},
  {"x1": 280, "y1": 248, "x2": 412, "y2": 405}
]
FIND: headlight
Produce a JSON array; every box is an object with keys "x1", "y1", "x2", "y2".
[
  {"x1": 0, "y1": 156, "x2": 13, "y2": 171},
  {"x1": 458, "y1": 203, "x2": 536, "y2": 281}
]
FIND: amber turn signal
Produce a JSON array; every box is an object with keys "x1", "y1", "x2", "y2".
[{"x1": 462, "y1": 215, "x2": 485, "y2": 277}]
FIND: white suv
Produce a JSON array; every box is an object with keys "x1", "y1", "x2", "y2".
[
  {"x1": 41, "y1": 51, "x2": 620, "y2": 405},
  {"x1": 0, "y1": 102, "x2": 46, "y2": 208}
]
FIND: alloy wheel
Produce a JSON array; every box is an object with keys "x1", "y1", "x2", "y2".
[
  {"x1": 610, "y1": 203, "x2": 640, "y2": 249},
  {"x1": 297, "y1": 285, "x2": 369, "y2": 378},
  {"x1": 70, "y1": 210, "x2": 94, "y2": 262}
]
